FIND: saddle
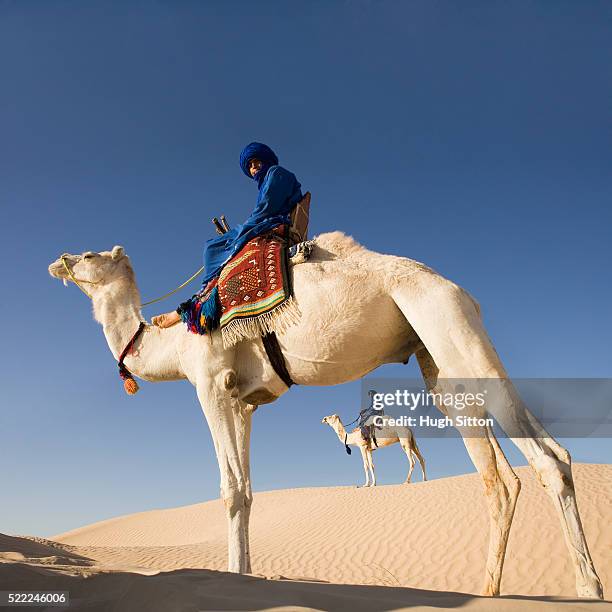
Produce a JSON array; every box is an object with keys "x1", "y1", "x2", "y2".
[
  {"x1": 288, "y1": 192, "x2": 311, "y2": 245},
  {"x1": 209, "y1": 193, "x2": 312, "y2": 389},
  {"x1": 213, "y1": 191, "x2": 311, "y2": 247},
  {"x1": 360, "y1": 408, "x2": 384, "y2": 450}
]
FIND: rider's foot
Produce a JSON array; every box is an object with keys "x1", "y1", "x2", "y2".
[{"x1": 152, "y1": 311, "x2": 181, "y2": 328}]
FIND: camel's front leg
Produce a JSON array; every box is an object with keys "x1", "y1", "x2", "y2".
[
  {"x1": 234, "y1": 403, "x2": 254, "y2": 573},
  {"x1": 367, "y1": 449, "x2": 377, "y2": 486},
  {"x1": 359, "y1": 447, "x2": 371, "y2": 487},
  {"x1": 197, "y1": 371, "x2": 252, "y2": 574}
]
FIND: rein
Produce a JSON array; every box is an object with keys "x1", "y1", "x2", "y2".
[
  {"x1": 61, "y1": 255, "x2": 203, "y2": 307},
  {"x1": 141, "y1": 266, "x2": 204, "y2": 306}
]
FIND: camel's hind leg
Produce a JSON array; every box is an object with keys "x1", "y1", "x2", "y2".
[
  {"x1": 508, "y1": 416, "x2": 604, "y2": 598},
  {"x1": 413, "y1": 449, "x2": 427, "y2": 482},
  {"x1": 398, "y1": 430, "x2": 416, "y2": 484},
  {"x1": 485, "y1": 380, "x2": 603, "y2": 598},
  {"x1": 417, "y1": 349, "x2": 520, "y2": 595},
  {"x1": 419, "y1": 353, "x2": 521, "y2": 595},
  {"x1": 399, "y1": 437, "x2": 416, "y2": 483},
  {"x1": 462, "y1": 428, "x2": 521, "y2": 596},
  {"x1": 394, "y1": 280, "x2": 603, "y2": 598},
  {"x1": 407, "y1": 431, "x2": 427, "y2": 481}
]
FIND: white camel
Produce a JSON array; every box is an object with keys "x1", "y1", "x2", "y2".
[
  {"x1": 48, "y1": 233, "x2": 604, "y2": 599},
  {"x1": 322, "y1": 413, "x2": 426, "y2": 487}
]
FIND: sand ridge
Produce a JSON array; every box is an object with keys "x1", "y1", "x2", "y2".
[{"x1": 1, "y1": 463, "x2": 610, "y2": 611}]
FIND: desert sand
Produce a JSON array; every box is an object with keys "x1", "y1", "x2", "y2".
[{"x1": 1, "y1": 463, "x2": 610, "y2": 611}]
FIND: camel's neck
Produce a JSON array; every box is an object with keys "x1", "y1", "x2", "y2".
[
  {"x1": 95, "y1": 280, "x2": 143, "y2": 358},
  {"x1": 94, "y1": 286, "x2": 142, "y2": 359},
  {"x1": 330, "y1": 422, "x2": 348, "y2": 444},
  {"x1": 93, "y1": 278, "x2": 184, "y2": 382}
]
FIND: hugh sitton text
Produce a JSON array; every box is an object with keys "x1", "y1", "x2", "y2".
[{"x1": 374, "y1": 415, "x2": 494, "y2": 428}]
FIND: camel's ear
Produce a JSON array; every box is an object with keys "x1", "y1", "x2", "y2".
[{"x1": 111, "y1": 245, "x2": 125, "y2": 260}]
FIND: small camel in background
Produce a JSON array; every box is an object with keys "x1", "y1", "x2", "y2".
[{"x1": 322, "y1": 414, "x2": 427, "y2": 487}]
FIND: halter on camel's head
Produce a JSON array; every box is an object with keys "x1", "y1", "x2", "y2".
[
  {"x1": 53, "y1": 246, "x2": 127, "y2": 297},
  {"x1": 49, "y1": 246, "x2": 143, "y2": 395}
]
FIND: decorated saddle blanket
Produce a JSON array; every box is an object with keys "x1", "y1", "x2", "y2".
[{"x1": 178, "y1": 225, "x2": 301, "y2": 348}]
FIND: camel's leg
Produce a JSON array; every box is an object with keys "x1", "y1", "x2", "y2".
[
  {"x1": 359, "y1": 446, "x2": 371, "y2": 487},
  {"x1": 414, "y1": 348, "x2": 520, "y2": 596},
  {"x1": 196, "y1": 372, "x2": 251, "y2": 574},
  {"x1": 477, "y1": 381, "x2": 603, "y2": 598},
  {"x1": 463, "y1": 430, "x2": 521, "y2": 596},
  {"x1": 233, "y1": 404, "x2": 253, "y2": 573},
  {"x1": 396, "y1": 282, "x2": 603, "y2": 598},
  {"x1": 509, "y1": 430, "x2": 603, "y2": 598},
  {"x1": 399, "y1": 438, "x2": 416, "y2": 483},
  {"x1": 411, "y1": 436, "x2": 427, "y2": 481},
  {"x1": 367, "y1": 449, "x2": 377, "y2": 486},
  {"x1": 402, "y1": 430, "x2": 427, "y2": 482}
]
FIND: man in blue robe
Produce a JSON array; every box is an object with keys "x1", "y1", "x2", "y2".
[
  {"x1": 359, "y1": 390, "x2": 384, "y2": 448},
  {"x1": 152, "y1": 142, "x2": 303, "y2": 328}
]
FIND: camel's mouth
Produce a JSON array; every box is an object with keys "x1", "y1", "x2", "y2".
[{"x1": 48, "y1": 255, "x2": 75, "y2": 284}]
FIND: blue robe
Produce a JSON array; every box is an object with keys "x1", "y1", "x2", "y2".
[{"x1": 201, "y1": 165, "x2": 302, "y2": 285}]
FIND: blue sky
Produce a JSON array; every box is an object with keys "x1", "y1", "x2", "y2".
[{"x1": 1, "y1": 1, "x2": 610, "y2": 537}]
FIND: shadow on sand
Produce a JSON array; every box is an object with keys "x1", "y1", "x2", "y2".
[
  {"x1": 2, "y1": 564, "x2": 610, "y2": 611},
  {"x1": 0, "y1": 535, "x2": 609, "y2": 611}
]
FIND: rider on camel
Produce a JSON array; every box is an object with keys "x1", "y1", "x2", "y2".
[
  {"x1": 152, "y1": 142, "x2": 303, "y2": 328},
  {"x1": 359, "y1": 390, "x2": 384, "y2": 448}
]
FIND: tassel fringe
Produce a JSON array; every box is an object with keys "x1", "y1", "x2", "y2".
[{"x1": 221, "y1": 296, "x2": 301, "y2": 348}]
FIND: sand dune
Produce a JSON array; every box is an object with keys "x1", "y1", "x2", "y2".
[{"x1": 1, "y1": 464, "x2": 610, "y2": 611}]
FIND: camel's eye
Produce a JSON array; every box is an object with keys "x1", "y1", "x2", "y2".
[{"x1": 83, "y1": 252, "x2": 97, "y2": 260}]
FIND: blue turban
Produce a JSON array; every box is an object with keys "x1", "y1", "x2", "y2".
[{"x1": 239, "y1": 142, "x2": 279, "y2": 187}]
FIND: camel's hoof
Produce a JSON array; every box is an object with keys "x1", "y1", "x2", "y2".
[
  {"x1": 577, "y1": 577, "x2": 604, "y2": 599},
  {"x1": 481, "y1": 583, "x2": 499, "y2": 597}
]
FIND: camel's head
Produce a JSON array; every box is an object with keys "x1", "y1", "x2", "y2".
[
  {"x1": 322, "y1": 414, "x2": 341, "y2": 427},
  {"x1": 48, "y1": 245, "x2": 132, "y2": 295}
]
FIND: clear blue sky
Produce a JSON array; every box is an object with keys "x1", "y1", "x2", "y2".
[{"x1": 1, "y1": 1, "x2": 610, "y2": 537}]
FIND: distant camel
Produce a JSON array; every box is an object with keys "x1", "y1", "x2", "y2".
[{"x1": 322, "y1": 414, "x2": 427, "y2": 487}]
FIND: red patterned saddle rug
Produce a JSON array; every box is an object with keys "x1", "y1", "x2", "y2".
[
  {"x1": 179, "y1": 225, "x2": 301, "y2": 348},
  {"x1": 217, "y1": 226, "x2": 300, "y2": 347}
]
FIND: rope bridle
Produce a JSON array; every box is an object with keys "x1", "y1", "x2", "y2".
[
  {"x1": 61, "y1": 255, "x2": 99, "y2": 299},
  {"x1": 60, "y1": 254, "x2": 203, "y2": 306},
  {"x1": 60, "y1": 253, "x2": 203, "y2": 395}
]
